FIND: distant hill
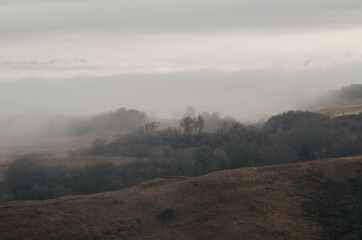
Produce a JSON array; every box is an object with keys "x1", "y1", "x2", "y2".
[
  {"x1": 338, "y1": 84, "x2": 362, "y2": 100},
  {"x1": 323, "y1": 84, "x2": 362, "y2": 104},
  {"x1": 0, "y1": 156, "x2": 360, "y2": 240},
  {"x1": 0, "y1": 107, "x2": 147, "y2": 138},
  {"x1": 313, "y1": 98, "x2": 362, "y2": 117},
  {"x1": 311, "y1": 84, "x2": 362, "y2": 117}
]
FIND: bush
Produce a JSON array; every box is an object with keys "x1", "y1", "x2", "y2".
[{"x1": 158, "y1": 208, "x2": 175, "y2": 222}]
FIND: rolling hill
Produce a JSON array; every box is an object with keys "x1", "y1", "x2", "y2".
[
  {"x1": 313, "y1": 98, "x2": 362, "y2": 118},
  {"x1": 0, "y1": 156, "x2": 361, "y2": 240},
  {"x1": 311, "y1": 84, "x2": 362, "y2": 117}
]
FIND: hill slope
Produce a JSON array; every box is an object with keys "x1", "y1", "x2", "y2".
[
  {"x1": 0, "y1": 157, "x2": 361, "y2": 240},
  {"x1": 313, "y1": 98, "x2": 362, "y2": 117}
]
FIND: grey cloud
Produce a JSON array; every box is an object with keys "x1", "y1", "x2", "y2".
[
  {"x1": 1, "y1": 65, "x2": 361, "y2": 122},
  {"x1": 1, "y1": 0, "x2": 362, "y2": 38},
  {"x1": 2, "y1": 59, "x2": 87, "y2": 68},
  {"x1": 0, "y1": 0, "x2": 90, "y2": 4},
  {"x1": 5, "y1": 59, "x2": 66, "y2": 65},
  {"x1": 1, "y1": 0, "x2": 361, "y2": 123}
]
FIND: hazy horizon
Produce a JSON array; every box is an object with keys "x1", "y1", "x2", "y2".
[{"x1": 1, "y1": 0, "x2": 362, "y2": 121}]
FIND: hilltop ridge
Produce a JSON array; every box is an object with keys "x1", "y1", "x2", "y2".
[
  {"x1": 0, "y1": 156, "x2": 360, "y2": 239},
  {"x1": 313, "y1": 98, "x2": 362, "y2": 117},
  {"x1": 312, "y1": 84, "x2": 362, "y2": 117}
]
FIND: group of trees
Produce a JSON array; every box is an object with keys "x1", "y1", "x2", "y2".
[
  {"x1": 179, "y1": 106, "x2": 236, "y2": 133},
  {"x1": 337, "y1": 84, "x2": 362, "y2": 100},
  {"x1": 144, "y1": 122, "x2": 160, "y2": 136},
  {"x1": 0, "y1": 108, "x2": 148, "y2": 138},
  {"x1": 66, "y1": 107, "x2": 147, "y2": 136},
  {"x1": 263, "y1": 111, "x2": 362, "y2": 161},
  {"x1": 2, "y1": 110, "x2": 362, "y2": 201},
  {"x1": 179, "y1": 115, "x2": 204, "y2": 134},
  {"x1": 89, "y1": 107, "x2": 147, "y2": 132},
  {"x1": 0, "y1": 157, "x2": 144, "y2": 201},
  {"x1": 90, "y1": 110, "x2": 362, "y2": 169}
]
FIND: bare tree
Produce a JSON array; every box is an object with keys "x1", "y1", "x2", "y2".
[
  {"x1": 196, "y1": 115, "x2": 204, "y2": 134},
  {"x1": 180, "y1": 115, "x2": 204, "y2": 135},
  {"x1": 180, "y1": 116, "x2": 194, "y2": 135},
  {"x1": 145, "y1": 122, "x2": 159, "y2": 136}
]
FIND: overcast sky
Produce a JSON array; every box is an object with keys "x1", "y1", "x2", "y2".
[{"x1": 1, "y1": 0, "x2": 362, "y2": 120}]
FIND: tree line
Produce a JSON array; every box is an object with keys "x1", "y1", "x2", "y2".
[{"x1": 2, "y1": 111, "x2": 362, "y2": 201}]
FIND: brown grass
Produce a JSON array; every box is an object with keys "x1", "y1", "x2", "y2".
[
  {"x1": 0, "y1": 129, "x2": 128, "y2": 180},
  {"x1": 0, "y1": 129, "x2": 123, "y2": 161},
  {"x1": 0, "y1": 156, "x2": 361, "y2": 239},
  {"x1": 314, "y1": 98, "x2": 362, "y2": 117}
]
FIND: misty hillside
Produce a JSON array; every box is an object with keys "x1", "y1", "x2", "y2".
[
  {"x1": 314, "y1": 98, "x2": 362, "y2": 118},
  {"x1": 338, "y1": 84, "x2": 362, "y2": 100},
  {"x1": 2, "y1": 109, "x2": 362, "y2": 202},
  {"x1": 312, "y1": 85, "x2": 362, "y2": 116},
  {"x1": 0, "y1": 156, "x2": 360, "y2": 240},
  {"x1": 310, "y1": 84, "x2": 362, "y2": 113},
  {"x1": 0, "y1": 84, "x2": 361, "y2": 239},
  {"x1": 1, "y1": 83, "x2": 361, "y2": 140},
  {"x1": 2, "y1": 1, "x2": 362, "y2": 239},
  {"x1": 0, "y1": 107, "x2": 146, "y2": 138}
]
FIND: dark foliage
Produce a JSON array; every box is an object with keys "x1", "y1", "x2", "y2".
[
  {"x1": 44, "y1": 107, "x2": 147, "y2": 137},
  {"x1": 0, "y1": 108, "x2": 147, "y2": 138},
  {"x1": 1, "y1": 157, "x2": 149, "y2": 201},
  {"x1": 338, "y1": 84, "x2": 362, "y2": 100},
  {"x1": 2, "y1": 111, "x2": 362, "y2": 201},
  {"x1": 98, "y1": 123, "x2": 294, "y2": 171},
  {"x1": 263, "y1": 111, "x2": 362, "y2": 161},
  {"x1": 89, "y1": 108, "x2": 147, "y2": 132},
  {"x1": 158, "y1": 208, "x2": 176, "y2": 222},
  {"x1": 2, "y1": 157, "x2": 74, "y2": 200}
]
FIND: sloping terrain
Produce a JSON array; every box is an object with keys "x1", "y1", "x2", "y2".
[
  {"x1": 0, "y1": 156, "x2": 361, "y2": 240},
  {"x1": 313, "y1": 98, "x2": 362, "y2": 117}
]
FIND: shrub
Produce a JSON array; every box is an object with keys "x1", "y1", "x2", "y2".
[{"x1": 158, "y1": 208, "x2": 175, "y2": 222}]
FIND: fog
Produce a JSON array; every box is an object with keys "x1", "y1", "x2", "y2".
[
  {"x1": 1, "y1": 0, "x2": 362, "y2": 125},
  {"x1": 2, "y1": 2, "x2": 362, "y2": 223},
  {"x1": 1, "y1": 67, "x2": 361, "y2": 122}
]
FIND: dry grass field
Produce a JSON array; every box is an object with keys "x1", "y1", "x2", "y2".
[
  {"x1": 0, "y1": 129, "x2": 122, "y2": 160},
  {"x1": 313, "y1": 98, "x2": 362, "y2": 117},
  {"x1": 0, "y1": 156, "x2": 360, "y2": 240},
  {"x1": 0, "y1": 129, "x2": 129, "y2": 181}
]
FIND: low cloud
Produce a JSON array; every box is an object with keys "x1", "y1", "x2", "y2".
[
  {"x1": 1, "y1": 0, "x2": 362, "y2": 37},
  {"x1": 1, "y1": 0, "x2": 361, "y2": 122},
  {"x1": 1, "y1": 65, "x2": 361, "y2": 122},
  {"x1": 1, "y1": 28, "x2": 362, "y2": 82}
]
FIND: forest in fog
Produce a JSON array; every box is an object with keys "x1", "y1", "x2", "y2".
[
  {"x1": 1, "y1": 85, "x2": 362, "y2": 201},
  {"x1": 1, "y1": 1, "x2": 362, "y2": 239}
]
